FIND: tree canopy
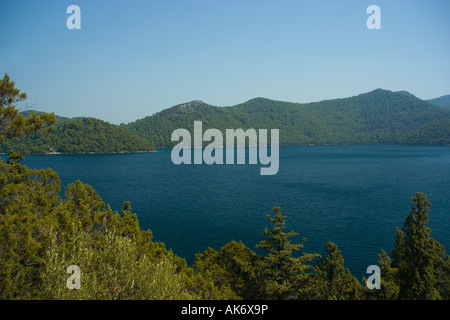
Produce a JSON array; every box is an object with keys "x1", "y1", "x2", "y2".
[
  {"x1": 1, "y1": 117, "x2": 155, "y2": 154},
  {"x1": 0, "y1": 73, "x2": 55, "y2": 141}
]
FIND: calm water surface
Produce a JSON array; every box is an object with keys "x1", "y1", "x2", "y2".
[{"x1": 15, "y1": 145, "x2": 450, "y2": 280}]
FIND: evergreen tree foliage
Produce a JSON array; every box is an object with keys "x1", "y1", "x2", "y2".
[
  {"x1": 313, "y1": 242, "x2": 362, "y2": 300},
  {"x1": 0, "y1": 73, "x2": 55, "y2": 141},
  {"x1": 193, "y1": 241, "x2": 259, "y2": 299},
  {"x1": 0, "y1": 152, "x2": 60, "y2": 298},
  {"x1": 40, "y1": 225, "x2": 196, "y2": 300},
  {"x1": 1, "y1": 117, "x2": 155, "y2": 154},
  {"x1": 390, "y1": 193, "x2": 448, "y2": 300},
  {"x1": 364, "y1": 249, "x2": 399, "y2": 300},
  {"x1": 253, "y1": 207, "x2": 318, "y2": 299}
]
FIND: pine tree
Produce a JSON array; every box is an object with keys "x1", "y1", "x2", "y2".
[
  {"x1": 193, "y1": 240, "x2": 259, "y2": 299},
  {"x1": 391, "y1": 192, "x2": 448, "y2": 300},
  {"x1": 314, "y1": 241, "x2": 362, "y2": 299},
  {"x1": 0, "y1": 73, "x2": 55, "y2": 141},
  {"x1": 254, "y1": 206, "x2": 318, "y2": 299},
  {"x1": 0, "y1": 154, "x2": 60, "y2": 298},
  {"x1": 369, "y1": 249, "x2": 399, "y2": 300}
]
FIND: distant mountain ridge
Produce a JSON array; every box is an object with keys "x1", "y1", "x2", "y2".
[
  {"x1": 123, "y1": 89, "x2": 450, "y2": 147},
  {"x1": 427, "y1": 95, "x2": 450, "y2": 109},
  {"x1": 2, "y1": 89, "x2": 450, "y2": 154}
]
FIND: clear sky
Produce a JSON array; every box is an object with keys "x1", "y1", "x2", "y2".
[{"x1": 1, "y1": 0, "x2": 449, "y2": 124}]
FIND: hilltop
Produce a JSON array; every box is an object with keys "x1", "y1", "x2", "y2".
[
  {"x1": 3, "y1": 89, "x2": 449, "y2": 154},
  {"x1": 427, "y1": 95, "x2": 450, "y2": 109},
  {"x1": 0, "y1": 117, "x2": 155, "y2": 154},
  {"x1": 123, "y1": 89, "x2": 450, "y2": 147}
]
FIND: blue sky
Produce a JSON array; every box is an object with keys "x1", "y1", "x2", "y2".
[{"x1": 1, "y1": 0, "x2": 449, "y2": 124}]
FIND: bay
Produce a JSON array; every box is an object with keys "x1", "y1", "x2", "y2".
[{"x1": 16, "y1": 145, "x2": 450, "y2": 280}]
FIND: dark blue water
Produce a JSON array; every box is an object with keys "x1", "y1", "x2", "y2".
[{"x1": 12, "y1": 145, "x2": 450, "y2": 280}]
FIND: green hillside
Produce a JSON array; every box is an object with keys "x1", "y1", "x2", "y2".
[
  {"x1": 400, "y1": 116, "x2": 450, "y2": 146},
  {"x1": 4, "y1": 89, "x2": 449, "y2": 154},
  {"x1": 123, "y1": 89, "x2": 450, "y2": 147},
  {"x1": 427, "y1": 95, "x2": 450, "y2": 109},
  {"x1": 1, "y1": 117, "x2": 155, "y2": 154}
]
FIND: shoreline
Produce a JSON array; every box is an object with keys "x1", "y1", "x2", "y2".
[
  {"x1": 1, "y1": 143, "x2": 449, "y2": 156},
  {"x1": 0, "y1": 150, "x2": 157, "y2": 155}
]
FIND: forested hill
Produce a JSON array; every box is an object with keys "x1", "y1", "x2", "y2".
[
  {"x1": 0, "y1": 117, "x2": 155, "y2": 154},
  {"x1": 3, "y1": 89, "x2": 449, "y2": 154},
  {"x1": 427, "y1": 95, "x2": 450, "y2": 109},
  {"x1": 400, "y1": 116, "x2": 450, "y2": 146},
  {"x1": 123, "y1": 89, "x2": 450, "y2": 147}
]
